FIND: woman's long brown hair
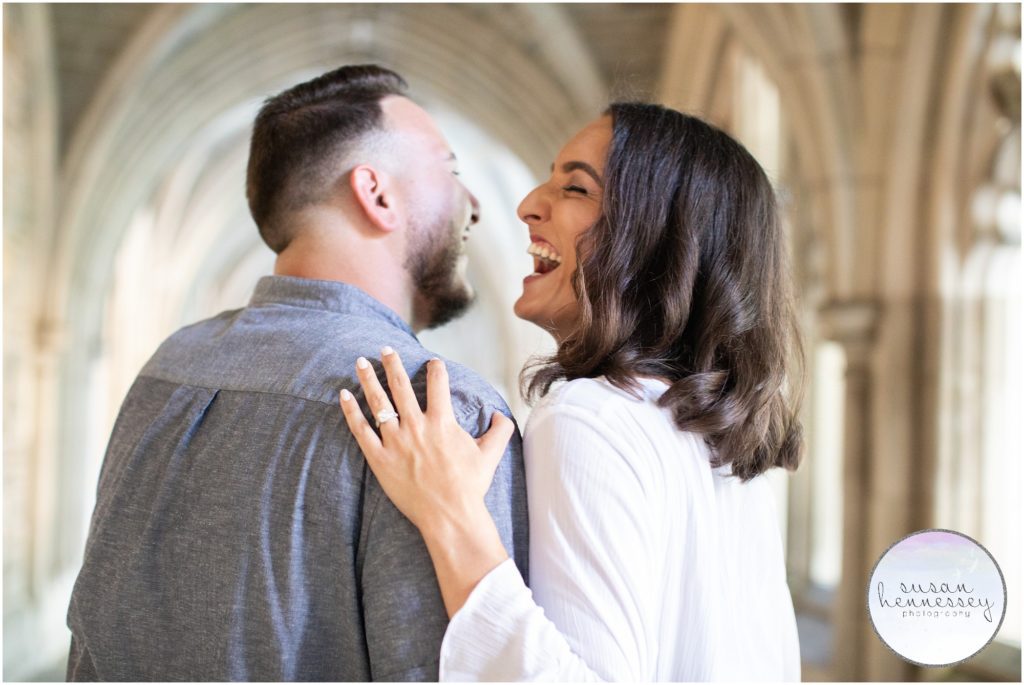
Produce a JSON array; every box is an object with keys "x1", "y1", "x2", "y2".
[{"x1": 524, "y1": 102, "x2": 804, "y2": 481}]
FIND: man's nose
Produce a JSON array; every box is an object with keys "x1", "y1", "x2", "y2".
[{"x1": 468, "y1": 192, "x2": 481, "y2": 225}]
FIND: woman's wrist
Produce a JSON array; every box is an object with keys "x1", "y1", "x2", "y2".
[
  {"x1": 416, "y1": 496, "x2": 488, "y2": 540},
  {"x1": 420, "y1": 503, "x2": 510, "y2": 618},
  {"x1": 421, "y1": 501, "x2": 507, "y2": 567}
]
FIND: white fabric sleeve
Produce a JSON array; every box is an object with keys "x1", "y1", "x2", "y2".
[{"x1": 438, "y1": 405, "x2": 659, "y2": 681}]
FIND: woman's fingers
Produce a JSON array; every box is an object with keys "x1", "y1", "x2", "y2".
[
  {"x1": 354, "y1": 356, "x2": 399, "y2": 436},
  {"x1": 426, "y1": 358, "x2": 453, "y2": 419},
  {"x1": 339, "y1": 388, "x2": 384, "y2": 459},
  {"x1": 477, "y1": 411, "x2": 515, "y2": 475},
  {"x1": 380, "y1": 347, "x2": 423, "y2": 420}
]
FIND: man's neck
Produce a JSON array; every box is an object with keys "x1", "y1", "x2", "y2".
[{"x1": 273, "y1": 232, "x2": 417, "y2": 329}]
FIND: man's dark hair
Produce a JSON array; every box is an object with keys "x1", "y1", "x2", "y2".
[
  {"x1": 524, "y1": 102, "x2": 805, "y2": 482},
  {"x1": 246, "y1": 64, "x2": 407, "y2": 253}
]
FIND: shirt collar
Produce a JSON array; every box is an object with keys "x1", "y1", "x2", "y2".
[{"x1": 249, "y1": 275, "x2": 416, "y2": 338}]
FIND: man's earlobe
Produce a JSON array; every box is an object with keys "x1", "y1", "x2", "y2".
[{"x1": 350, "y1": 165, "x2": 400, "y2": 233}]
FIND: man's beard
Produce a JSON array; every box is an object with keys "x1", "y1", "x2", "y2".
[{"x1": 405, "y1": 218, "x2": 475, "y2": 329}]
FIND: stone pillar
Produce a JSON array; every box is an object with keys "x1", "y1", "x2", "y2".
[
  {"x1": 822, "y1": 299, "x2": 922, "y2": 681},
  {"x1": 816, "y1": 301, "x2": 876, "y2": 680},
  {"x1": 2, "y1": 3, "x2": 74, "y2": 680}
]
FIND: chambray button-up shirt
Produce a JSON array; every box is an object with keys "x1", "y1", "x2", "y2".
[{"x1": 67, "y1": 275, "x2": 529, "y2": 681}]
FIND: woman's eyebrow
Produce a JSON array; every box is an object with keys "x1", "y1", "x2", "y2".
[{"x1": 550, "y1": 160, "x2": 603, "y2": 186}]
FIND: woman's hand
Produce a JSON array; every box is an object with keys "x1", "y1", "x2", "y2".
[
  {"x1": 339, "y1": 347, "x2": 514, "y2": 531},
  {"x1": 339, "y1": 347, "x2": 514, "y2": 616}
]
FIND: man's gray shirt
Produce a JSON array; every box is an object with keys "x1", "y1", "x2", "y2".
[{"x1": 66, "y1": 275, "x2": 529, "y2": 681}]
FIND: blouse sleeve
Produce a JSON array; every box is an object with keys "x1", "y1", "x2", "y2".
[{"x1": 439, "y1": 404, "x2": 660, "y2": 681}]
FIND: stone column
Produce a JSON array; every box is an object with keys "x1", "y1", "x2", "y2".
[
  {"x1": 822, "y1": 298, "x2": 923, "y2": 681},
  {"x1": 818, "y1": 301, "x2": 888, "y2": 680},
  {"x1": 2, "y1": 3, "x2": 74, "y2": 680}
]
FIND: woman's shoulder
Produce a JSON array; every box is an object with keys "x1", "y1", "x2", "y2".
[
  {"x1": 527, "y1": 376, "x2": 690, "y2": 455},
  {"x1": 533, "y1": 375, "x2": 667, "y2": 422},
  {"x1": 527, "y1": 375, "x2": 715, "y2": 473},
  {"x1": 540, "y1": 375, "x2": 647, "y2": 407},
  {"x1": 524, "y1": 377, "x2": 716, "y2": 509}
]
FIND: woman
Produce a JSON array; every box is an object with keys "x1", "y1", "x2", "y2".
[{"x1": 340, "y1": 103, "x2": 804, "y2": 681}]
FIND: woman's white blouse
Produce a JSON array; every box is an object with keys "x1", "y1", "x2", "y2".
[{"x1": 438, "y1": 377, "x2": 801, "y2": 681}]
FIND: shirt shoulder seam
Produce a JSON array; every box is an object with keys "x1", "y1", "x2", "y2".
[{"x1": 137, "y1": 373, "x2": 354, "y2": 407}]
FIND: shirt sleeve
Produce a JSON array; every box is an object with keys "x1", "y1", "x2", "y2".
[
  {"x1": 359, "y1": 485, "x2": 449, "y2": 681},
  {"x1": 67, "y1": 635, "x2": 100, "y2": 681},
  {"x1": 439, "y1": 404, "x2": 659, "y2": 681}
]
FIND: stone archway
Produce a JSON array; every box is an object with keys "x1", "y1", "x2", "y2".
[{"x1": 660, "y1": 3, "x2": 861, "y2": 301}]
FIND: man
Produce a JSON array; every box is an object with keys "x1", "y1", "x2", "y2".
[{"x1": 66, "y1": 64, "x2": 529, "y2": 681}]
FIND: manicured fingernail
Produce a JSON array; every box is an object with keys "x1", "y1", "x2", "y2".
[
  {"x1": 381, "y1": 346, "x2": 394, "y2": 356},
  {"x1": 340, "y1": 389, "x2": 353, "y2": 402},
  {"x1": 356, "y1": 357, "x2": 369, "y2": 369}
]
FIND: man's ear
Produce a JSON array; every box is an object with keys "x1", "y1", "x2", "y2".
[{"x1": 349, "y1": 165, "x2": 402, "y2": 233}]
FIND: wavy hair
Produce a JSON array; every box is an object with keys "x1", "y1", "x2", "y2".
[{"x1": 524, "y1": 103, "x2": 804, "y2": 481}]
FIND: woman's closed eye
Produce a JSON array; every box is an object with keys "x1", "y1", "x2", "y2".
[{"x1": 562, "y1": 184, "x2": 588, "y2": 195}]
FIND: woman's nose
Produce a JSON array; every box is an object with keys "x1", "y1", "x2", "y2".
[{"x1": 517, "y1": 185, "x2": 547, "y2": 224}]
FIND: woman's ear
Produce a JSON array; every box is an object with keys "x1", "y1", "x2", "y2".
[{"x1": 350, "y1": 164, "x2": 401, "y2": 233}]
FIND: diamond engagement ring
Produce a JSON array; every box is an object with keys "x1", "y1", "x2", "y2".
[{"x1": 375, "y1": 409, "x2": 399, "y2": 428}]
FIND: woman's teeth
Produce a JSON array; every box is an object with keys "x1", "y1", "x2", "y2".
[{"x1": 526, "y1": 242, "x2": 563, "y2": 265}]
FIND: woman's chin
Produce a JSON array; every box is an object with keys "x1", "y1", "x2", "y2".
[
  {"x1": 513, "y1": 296, "x2": 549, "y2": 329},
  {"x1": 513, "y1": 300, "x2": 565, "y2": 342},
  {"x1": 512, "y1": 296, "x2": 533, "y2": 323}
]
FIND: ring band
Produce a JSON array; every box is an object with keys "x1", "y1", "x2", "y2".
[{"x1": 375, "y1": 409, "x2": 399, "y2": 428}]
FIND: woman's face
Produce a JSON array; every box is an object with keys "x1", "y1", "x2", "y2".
[{"x1": 513, "y1": 116, "x2": 612, "y2": 340}]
